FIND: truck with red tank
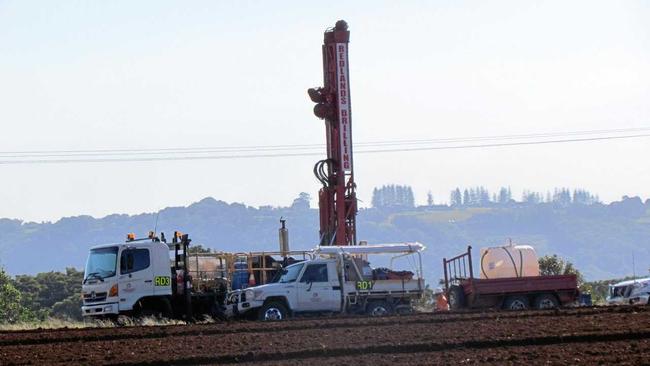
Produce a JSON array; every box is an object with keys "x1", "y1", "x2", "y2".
[{"x1": 443, "y1": 245, "x2": 580, "y2": 310}]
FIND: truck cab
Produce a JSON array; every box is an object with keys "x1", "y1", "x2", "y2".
[
  {"x1": 606, "y1": 278, "x2": 650, "y2": 306},
  {"x1": 227, "y1": 243, "x2": 425, "y2": 320},
  {"x1": 81, "y1": 237, "x2": 172, "y2": 318},
  {"x1": 227, "y1": 258, "x2": 341, "y2": 320}
]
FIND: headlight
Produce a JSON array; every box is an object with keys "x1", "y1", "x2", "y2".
[
  {"x1": 245, "y1": 289, "x2": 254, "y2": 301},
  {"x1": 253, "y1": 289, "x2": 264, "y2": 300}
]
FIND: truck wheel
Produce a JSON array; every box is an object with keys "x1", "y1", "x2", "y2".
[
  {"x1": 503, "y1": 296, "x2": 529, "y2": 310},
  {"x1": 136, "y1": 298, "x2": 173, "y2": 320},
  {"x1": 534, "y1": 293, "x2": 559, "y2": 309},
  {"x1": 394, "y1": 304, "x2": 414, "y2": 315},
  {"x1": 116, "y1": 315, "x2": 132, "y2": 326},
  {"x1": 210, "y1": 303, "x2": 227, "y2": 321},
  {"x1": 448, "y1": 286, "x2": 466, "y2": 310},
  {"x1": 366, "y1": 301, "x2": 393, "y2": 316},
  {"x1": 259, "y1": 302, "x2": 288, "y2": 321}
]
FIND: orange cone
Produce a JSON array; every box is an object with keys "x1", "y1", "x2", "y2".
[{"x1": 248, "y1": 272, "x2": 256, "y2": 286}]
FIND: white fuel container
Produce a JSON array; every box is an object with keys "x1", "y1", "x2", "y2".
[{"x1": 479, "y1": 243, "x2": 539, "y2": 279}]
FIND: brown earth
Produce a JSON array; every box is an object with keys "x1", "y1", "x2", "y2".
[{"x1": 1, "y1": 306, "x2": 649, "y2": 365}]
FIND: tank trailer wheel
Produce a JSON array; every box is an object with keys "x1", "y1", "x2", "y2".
[
  {"x1": 504, "y1": 296, "x2": 529, "y2": 310},
  {"x1": 447, "y1": 286, "x2": 466, "y2": 310},
  {"x1": 366, "y1": 301, "x2": 393, "y2": 317},
  {"x1": 534, "y1": 293, "x2": 559, "y2": 309},
  {"x1": 259, "y1": 302, "x2": 288, "y2": 321}
]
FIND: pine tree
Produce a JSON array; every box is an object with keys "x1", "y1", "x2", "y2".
[
  {"x1": 553, "y1": 188, "x2": 572, "y2": 206},
  {"x1": 450, "y1": 188, "x2": 462, "y2": 206},
  {"x1": 498, "y1": 187, "x2": 509, "y2": 204},
  {"x1": 479, "y1": 187, "x2": 490, "y2": 205},
  {"x1": 395, "y1": 185, "x2": 405, "y2": 207},
  {"x1": 406, "y1": 186, "x2": 415, "y2": 207},
  {"x1": 371, "y1": 188, "x2": 380, "y2": 208}
]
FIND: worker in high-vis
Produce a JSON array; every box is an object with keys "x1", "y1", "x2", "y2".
[{"x1": 434, "y1": 288, "x2": 449, "y2": 312}]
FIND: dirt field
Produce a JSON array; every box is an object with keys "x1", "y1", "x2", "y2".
[{"x1": 1, "y1": 306, "x2": 649, "y2": 365}]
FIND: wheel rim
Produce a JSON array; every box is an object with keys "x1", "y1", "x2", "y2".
[
  {"x1": 263, "y1": 307, "x2": 283, "y2": 321},
  {"x1": 539, "y1": 298, "x2": 555, "y2": 309},
  {"x1": 370, "y1": 305, "x2": 388, "y2": 316},
  {"x1": 448, "y1": 291, "x2": 457, "y2": 308},
  {"x1": 509, "y1": 299, "x2": 527, "y2": 310}
]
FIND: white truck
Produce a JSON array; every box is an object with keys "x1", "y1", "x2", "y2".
[
  {"x1": 226, "y1": 243, "x2": 426, "y2": 320},
  {"x1": 606, "y1": 277, "x2": 650, "y2": 306},
  {"x1": 81, "y1": 232, "x2": 226, "y2": 320}
]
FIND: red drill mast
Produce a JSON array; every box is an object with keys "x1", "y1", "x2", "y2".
[{"x1": 308, "y1": 20, "x2": 357, "y2": 246}]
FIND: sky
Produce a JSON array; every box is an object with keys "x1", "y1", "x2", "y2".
[{"x1": 0, "y1": 0, "x2": 648, "y2": 222}]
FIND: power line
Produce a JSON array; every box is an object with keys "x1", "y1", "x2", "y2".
[
  {"x1": 360, "y1": 133, "x2": 650, "y2": 153},
  {"x1": 0, "y1": 132, "x2": 648, "y2": 165},
  {"x1": 0, "y1": 126, "x2": 648, "y2": 158}
]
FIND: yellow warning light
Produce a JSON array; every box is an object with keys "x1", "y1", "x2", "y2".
[{"x1": 127, "y1": 233, "x2": 135, "y2": 241}]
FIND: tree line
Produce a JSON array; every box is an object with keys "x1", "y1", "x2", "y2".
[
  {"x1": 371, "y1": 184, "x2": 600, "y2": 208},
  {"x1": 450, "y1": 187, "x2": 599, "y2": 207},
  {"x1": 0, "y1": 267, "x2": 82, "y2": 324},
  {"x1": 371, "y1": 185, "x2": 415, "y2": 208}
]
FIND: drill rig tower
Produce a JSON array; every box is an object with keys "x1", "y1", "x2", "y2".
[{"x1": 308, "y1": 20, "x2": 357, "y2": 246}]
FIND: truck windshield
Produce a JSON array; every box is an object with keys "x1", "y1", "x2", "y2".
[
  {"x1": 85, "y1": 247, "x2": 118, "y2": 282},
  {"x1": 275, "y1": 263, "x2": 304, "y2": 283}
]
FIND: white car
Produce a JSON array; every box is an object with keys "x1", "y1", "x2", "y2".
[{"x1": 606, "y1": 277, "x2": 650, "y2": 306}]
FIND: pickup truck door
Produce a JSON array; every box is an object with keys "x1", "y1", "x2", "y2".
[
  {"x1": 118, "y1": 248, "x2": 154, "y2": 310},
  {"x1": 296, "y1": 263, "x2": 340, "y2": 312}
]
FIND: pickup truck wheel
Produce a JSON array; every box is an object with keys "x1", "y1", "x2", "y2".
[
  {"x1": 448, "y1": 286, "x2": 465, "y2": 310},
  {"x1": 534, "y1": 293, "x2": 559, "y2": 309},
  {"x1": 504, "y1": 296, "x2": 529, "y2": 310},
  {"x1": 259, "y1": 302, "x2": 288, "y2": 321},
  {"x1": 367, "y1": 301, "x2": 393, "y2": 316}
]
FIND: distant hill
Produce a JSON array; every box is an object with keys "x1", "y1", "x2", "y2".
[{"x1": 1, "y1": 196, "x2": 650, "y2": 282}]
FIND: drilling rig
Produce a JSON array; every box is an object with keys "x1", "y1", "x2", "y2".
[{"x1": 308, "y1": 20, "x2": 357, "y2": 247}]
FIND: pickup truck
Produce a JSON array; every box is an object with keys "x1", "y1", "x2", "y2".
[
  {"x1": 606, "y1": 277, "x2": 650, "y2": 305},
  {"x1": 226, "y1": 243, "x2": 425, "y2": 320}
]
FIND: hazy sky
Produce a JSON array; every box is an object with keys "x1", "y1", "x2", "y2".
[{"x1": 0, "y1": 1, "x2": 648, "y2": 222}]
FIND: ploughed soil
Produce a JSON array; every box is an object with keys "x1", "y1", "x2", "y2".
[{"x1": 1, "y1": 306, "x2": 649, "y2": 365}]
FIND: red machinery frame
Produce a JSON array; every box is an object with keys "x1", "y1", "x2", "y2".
[{"x1": 308, "y1": 20, "x2": 357, "y2": 246}]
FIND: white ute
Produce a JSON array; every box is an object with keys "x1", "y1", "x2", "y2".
[
  {"x1": 226, "y1": 243, "x2": 425, "y2": 320},
  {"x1": 606, "y1": 277, "x2": 650, "y2": 306}
]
